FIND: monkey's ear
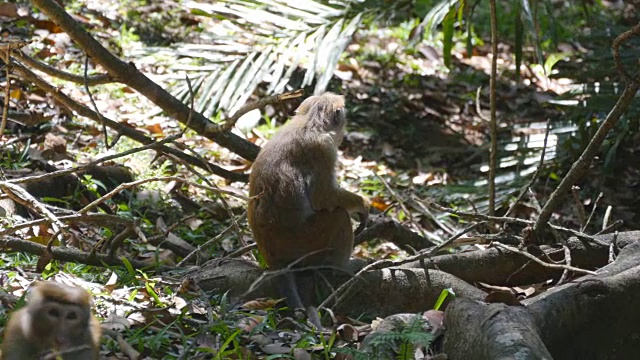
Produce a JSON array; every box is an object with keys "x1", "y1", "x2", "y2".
[{"x1": 295, "y1": 96, "x2": 316, "y2": 115}]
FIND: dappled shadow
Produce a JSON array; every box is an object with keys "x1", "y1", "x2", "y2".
[
  {"x1": 333, "y1": 58, "x2": 564, "y2": 213},
  {"x1": 327, "y1": 19, "x2": 640, "y2": 227},
  {"x1": 342, "y1": 74, "x2": 475, "y2": 172}
]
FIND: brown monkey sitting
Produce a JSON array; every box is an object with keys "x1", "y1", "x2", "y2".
[
  {"x1": 248, "y1": 92, "x2": 368, "y2": 327},
  {"x1": 1, "y1": 281, "x2": 101, "y2": 360}
]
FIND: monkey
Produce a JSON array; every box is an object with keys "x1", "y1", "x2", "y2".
[
  {"x1": 1, "y1": 281, "x2": 101, "y2": 360},
  {"x1": 248, "y1": 92, "x2": 368, "y2": 328}
]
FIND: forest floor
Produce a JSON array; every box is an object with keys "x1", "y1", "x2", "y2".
[{"x1": 1, "y1": 0, "x2": 640, "y2": 359}]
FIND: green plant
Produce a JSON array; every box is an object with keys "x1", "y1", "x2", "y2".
[
  {"x1": 0, "y1": 144, "x2": 30, "y2": 169},
  {"x1": 433, "y1": 288, "x2": 454, "y2": 310},
  {"x1": 336, "y1": 316, "x2": 433, "y2": 360}
]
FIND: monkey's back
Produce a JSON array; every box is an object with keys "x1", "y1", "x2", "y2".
[{"x1": 248, "y1": 117, "x2": 353, "y2": 270}]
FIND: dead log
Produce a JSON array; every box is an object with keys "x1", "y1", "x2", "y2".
[
  {"x1": 193, "y1": 232, "x2": 640, "y2": 319},
  {"x1": 402, "y1": 231, "x2": 639, "y2": 286},
  {"x1": 444, "y1": 237, "x2": 640, "y2": 359},
  {"x1": 194, "y1": 259, "x2": 485, "y2": 317}
]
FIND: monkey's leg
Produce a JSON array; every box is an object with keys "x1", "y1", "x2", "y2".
[
  {"x1": 278, "y1": 271, "x2": 323, "y2": 329},
  {"x1": 296, "y1": 272, "x2": 323, "y2": 329},
  {"x1": 279, "y1": 271, "x2": 304, "y2": 310},
  {"x1": 305, "y1": 305, "x2": 322, "y2": 330}
]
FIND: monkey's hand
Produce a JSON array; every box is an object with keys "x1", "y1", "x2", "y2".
[{"x1": 353, "y1": 199, "x2": 370, "y2": 235}]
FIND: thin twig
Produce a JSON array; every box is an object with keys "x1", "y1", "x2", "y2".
[
  {"x1": 170, "y1": 153, "x2": 248, "y2": 247},
  {"x1": 9, "y1": 134, "x2": 181, "y2": 185},
  {"x1": 596, "y1": 219, "x2": 622, "y2": 235},
  {"x1": 0, "y1": 235, "x2": 152, "y2": 269},
  {"x1": 571, "y1": 186, "x2": 586, "y2": 228},
  {"x1": 556, "y1": 245, "x2": 572, "y2": 285},
  {"x1": 13, "y1": 51, "x2": 111, "y2": 85},
  {"x1": 493, "y1": 242, "x2": 596, "y2": 276},
  {"x1": 505, "y1": 118, "x2": 551, "y2": 218},
  {"x1": 0, "y1": 213, "x2": 133, "y2": 237},
  {"x1": 376, "y1": 173, "x2": 425, "y2": 242},
  {"x1": 535, "y1": 23, "x2": 640, "y2": 237},
  {"x1": 528, "y1": 188, "x2": 562, "y2": 244},
  {"x1": 0, "y1": 181, "x2": 67, "y2": 245},
  {"x1": 410, "y1": 197, "x2": 454, "y2": 237},
  {"x1": 177, "y1": 212, "x2": 247, "y2": 267},
  {"x1": 582, "y1": 192, "x2": 603, "y2": 232},
  {"x1": 421, "y1": 198, "x2": 609, "y2": 247},
  {"x1": 0, "y1": 47, "x2": 11, "y2": 136},
  {"x1": 226, "y1": 243, "x2": 257, "y2": 258},
  {"x1": 244, "y1": 249, "x2": 342, "y2": 297},
  {"x1": 320, "y1": 222, "x2": 485, "y2": 310},
  {"x1": 11, "y1": 59, "x2": 245, "y2": 181},
  {"x1": 488, "y1": 0, "x2": 498, "y2": 216},
  {"x1": 83, "y1": 56, "x2": 109, "y2": 147},
  {"x1": 612, "y1": 21, "x2": 640, "y2": 82},
  {"x1": 78, "y1": 176, "x2": 248, "y2": 214}
]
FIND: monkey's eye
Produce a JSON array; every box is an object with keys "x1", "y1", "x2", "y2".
[
  {"x1": 66, "y1": 311, "x2": 78, "y2": 320},
  {"x1": 334, "y1": 108, "x2": 345, "y2": 123},
  {"x1": 48, "y1": 308, "x2": 60, "y2": 317}
]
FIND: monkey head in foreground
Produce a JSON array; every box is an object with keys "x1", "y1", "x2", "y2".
[
  {"x1": 1, "y1": 281, "x2": 101, "y2": 360},
  {"x1": 248, "y1": 92, "x2": 369, "y2": 328}
]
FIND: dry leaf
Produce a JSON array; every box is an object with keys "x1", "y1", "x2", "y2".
[
  {"x1": 104, "y1": 272, "x2": 119, "y2": 292},
  {"x1": 238, "y1": 315, "x2": 263, "y2": 332},
  {"x1": 242, "y1": 298, "x2": 283, "y2": 310},
  {"x1": 293, "y1": 348, "x2": 312, "y2": 360},
  {"x1": 184, "y1": 217, "x2": 203, "y2": 231},
  {"x1": 370, "y1": 197, "x2": 391, "y2": 211},
  {"x1": 0, "y1": 3, "x2": 18, "y2": 18},
  {"x1": 423, "y1": 310, "x2": 444, "y2": 330},
  {"x1": 262, "y1": 343, "x2": 292, "y2": 355},
  {"x1": 102, "y1": 313, "x2": 131, "y2": 332},
  {"x1": 145, "y1": 123, "x2": 164, "y2": 135},
  {"x1": 337, "y1": 323, "x2": 359, "y2": 342}
]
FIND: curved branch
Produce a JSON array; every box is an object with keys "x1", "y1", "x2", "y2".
[
  {"x1": 14, "y1": 51, "x2": 112, "y2": 85},
  {"x1": 29, "y1": 0, "x2": 260, "y2": 161},
  {"x1": 12, "y1": 61, "x2": 247, "y2": 182},
  {"x1": 0, "y1": 236, "x2": 152, "y2": 269}
]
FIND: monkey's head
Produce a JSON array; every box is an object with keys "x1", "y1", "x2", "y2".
[
  {"x1": 26, "y1": 281, "x2": 93, "y2": 346},
  {"x1": 296, "y1": 92, "x2": 347, "y2": 145}
]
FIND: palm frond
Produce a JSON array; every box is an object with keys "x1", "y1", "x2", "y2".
[{"x1": 134, "y1": 0, "x2": 370, "y2": 116}]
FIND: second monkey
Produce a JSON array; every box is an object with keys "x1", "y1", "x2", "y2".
[{"x1": 248, "y1": 92, "x2": 368, "y2": 328}]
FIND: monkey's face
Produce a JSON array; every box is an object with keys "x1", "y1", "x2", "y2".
[
  {"x1": 31, "y1": 301, "x2": 90, "y2": 346},
  {"x1": 329, "y1": 107, "x2": 347, "y2": 145},
  {"x1": 296, "y1": 93, "x2": 348, "y2": 145}
]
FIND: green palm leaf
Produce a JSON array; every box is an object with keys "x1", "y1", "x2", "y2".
[{"x1": 139, "y1": 0, "x2": 367, "y2": 116}]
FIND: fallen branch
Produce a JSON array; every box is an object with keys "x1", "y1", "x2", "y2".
[
  {"x1": 11, "y1": 61, "x2": 247, "y2": 182},
  {"x1": 30, "y1": 0, "x2": 260, "y2": 160},
  {"x1": 14, "y1": 51, "x2": 111, "y2": 85},
  {"x1": 492, "y1": 242, "x2": 596, "y2": 276},
  {"x1": 0, "y1": 236, "x2": 153, "y2": 269}
]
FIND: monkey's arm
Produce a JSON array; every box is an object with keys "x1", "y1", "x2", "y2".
[
  {"x1": 313, "y1": 185, "x2": 369, "y2": 234},
  {"x1": 306, "y1": 154, "x2": 369, "y2": 232},
  {"x1": 339, "y1": 189, "x2": 369, "y2": 234}
]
